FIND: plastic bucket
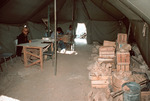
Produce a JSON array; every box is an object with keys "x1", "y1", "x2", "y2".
[{"x1": 122, "y1": 82, "x2": 141, "y2": 101}]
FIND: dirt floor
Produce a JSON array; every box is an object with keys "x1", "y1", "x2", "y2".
[{"x1": 0, "y1": 39, "x2": 92, "y2": 101}]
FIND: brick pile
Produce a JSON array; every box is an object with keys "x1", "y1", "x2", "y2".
[{"x1": 87, "y1": 33, "x2": 150, "y2": 101}]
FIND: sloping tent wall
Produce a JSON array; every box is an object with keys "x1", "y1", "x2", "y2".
[
  {"x1": 0, "y1": 22, "x2": 46, "y2": 53},
  {"x1": 0, "y1": 0, "x2": 125, "y2": 53},
  {"x1": 0, "y1": 24, "x2": 21, "y2": 53},
  {"x1": 108, "y1": 0, "x2": 150, "y2": 67},
  {"x1": 130, "y1": 21, "x2": 150, "y2": 66}
]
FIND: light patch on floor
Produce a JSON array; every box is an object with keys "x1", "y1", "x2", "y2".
[
  {"x1": 74, "y1": 38, "x2": 87, "y2": 45},
  {"x1": 0, "y1": 95, "x2": 20, "y2": 101}
]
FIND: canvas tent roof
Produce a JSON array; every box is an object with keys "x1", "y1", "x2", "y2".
[
  {"x1": 0, "y1": 0, "x2": 125, "y2": 24},
  {"x1": 0, "y1": 0, "x2": 150, "y2": 67},
  {"x1": 1, "y1": 0, "x2": 150, "y2": 23}
]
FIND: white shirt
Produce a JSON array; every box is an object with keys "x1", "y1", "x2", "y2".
[{"x1": 66, "y1": 29, "x2": 74, "y2": 35}]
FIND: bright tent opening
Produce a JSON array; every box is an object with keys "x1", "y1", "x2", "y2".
[{"x1": 75, "y1": 23, "x2": 87, "y2": 44}]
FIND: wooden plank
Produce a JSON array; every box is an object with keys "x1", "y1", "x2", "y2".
[
  {"x1": 27, "y1": 60, "x2": 41, "y2": 67},
  {"x1": 92, "y1": 84, "x2": 108, "y2": 88},
  {"x1": 103, "y1": 40, "x2": 116, "y2": 47},
  {"x1": 26, "y1": 51, "x2": 40, "y2": 58},
  {"x1": 40, "y1": 47, "x2": 43, "y2": 70},
  {"x1": 91, "y1": 80, "x2": 109, "y2": 85},
  {"x1": 98, "y1": 58, "x2": 114, "y2": 62},
  {"x1": 89, "y1": 74, "x2": 112, "y2": 80},
  {"x1": 99, "y1": 46, "x2": 115, "y2": 51}
]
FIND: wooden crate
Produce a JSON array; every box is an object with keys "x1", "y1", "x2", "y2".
[
  {"x1": 99, "y1": 46, "x2": 115, "y2": 58},
  {"x1": 117, "y1": 33, "x2": 127, "y2": 44},
  {"x1": 91, "y1": 76, "x2": 112, "y2": 88},
  {"x1": 99, "y1": 51, "x2": 115, "y2": 58},
  {"x1": 117, "y1": 64, "x2": 130, "y2": 71},
  {"x1": 99, "y1": 46, "x2": 115, "y2": 51},
  {"x1": 112, "y1": 72, "x2": 132, "y2": 92},
  {"x1": 116, "y1": 51, "x2": 130, "y2": 65},
  {"x1": 103, "y1": 40, "x2": 116, "y2": 47}
]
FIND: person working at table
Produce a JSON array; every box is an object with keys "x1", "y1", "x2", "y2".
[
  {"x1": 16, "y1": 27, "x2": 31, "y2": 56},
  {"x1": 66, "y1": 25, "x2": 74, "y2": 42},
  {"x1": 51, "y1": 27, "x2": 66, "y2": 53}
]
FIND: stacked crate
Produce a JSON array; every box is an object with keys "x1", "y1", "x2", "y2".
[
  {"x1": 117, "y1": 33, "x2": 127, "y2": 49},
  {"x1": 99, "y1": 46, "x2": 115, "y2": 59},
  {"x1": 116, "y1": 51, "x2": 130, "y2": 71},
  {"x1": 116, "y1": 33, "x2": 130, "y2": 71}
]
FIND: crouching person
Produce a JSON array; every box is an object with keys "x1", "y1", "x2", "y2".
[{"x1": 51, "y1": 27, "x2": 66, "y2": 53}]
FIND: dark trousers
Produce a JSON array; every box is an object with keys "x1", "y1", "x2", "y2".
[{"x1": 16, "y1": 46, "x2": 23, "y2": 56}]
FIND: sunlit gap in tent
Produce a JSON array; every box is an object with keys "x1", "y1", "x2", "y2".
[{"x1": 75, "y1": 23, "x2": 87, "y2": 44}]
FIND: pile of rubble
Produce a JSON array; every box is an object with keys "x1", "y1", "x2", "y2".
[{"x1": 87, "y1": 33, "x2": 150, "y2": 101}]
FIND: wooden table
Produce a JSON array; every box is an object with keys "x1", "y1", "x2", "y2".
[{"x1": 17, "y1": 39, "x2": 54, "y2": 70}]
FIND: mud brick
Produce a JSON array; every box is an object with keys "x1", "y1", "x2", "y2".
[
  {"x1": 117, "y1": 64, "x2": 130, "y2": 72},
  {"x1": 99, "y1": 46, "x2": 115, "y2": 51},
  {"x1": 103, "y1": 40, "x2": 116, "y2": 47},
  {"x1": 91, "y1": 84, "x2": 108, "y2": 88},
  {"x1": 116, "y1": 51, "x2": 130, "y2": 65},
  {"x1": 99, "y1": 46, "x2": 115, "y2": 58},
  {"x1": 89, "y1": 75, "x2": 112, "y2": 81},
  {"x1": 117, "y1": 33, "x2": 127, "y2": 44},
  {"x1": 99, "y1": 52, "x2": 115, "y2": 58},
  {"x1": 91, "y1": 76, "x2": 112, "y2": 88}
]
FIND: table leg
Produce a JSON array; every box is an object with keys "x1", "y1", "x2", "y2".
[
  {"x1": 51, "y1": 43, "x2": 54, "y2": 52},
  {"x1": 40, "y1": 47, "x2": 43, "y2": 70},
  {"x1": 23, "y1": 46, "x2": 28, "y2": 67}
]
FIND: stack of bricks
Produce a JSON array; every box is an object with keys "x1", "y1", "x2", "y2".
[
  {"x1": 117, "y1": 33, "x2": 127, "y2": 49},
  {"x1": 90, "y1": 74, "x2": 112, "y2": 88},
  {"x1": 116, "y1": 51, "x2": 130, "y2": 71},
  {"x1": 88, "y1": 61, "x2": 112, "y2": 88},
  {"x1": 89, "y1": 41, "x2": 116, "y2": 89},
  {"x1": 99, "y1": 46, "x2": 115, "y2": 59},
  {"x1": 116, "y1": 33, "x2": 130, "y2": 72}
]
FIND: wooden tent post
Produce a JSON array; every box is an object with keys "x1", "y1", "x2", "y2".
[
  {"x1": 54, "y1": 0, "x2": 57, "y2": 75},
  {"x1": 48, "y1": 5, "x2": 50, "y2": 35}
]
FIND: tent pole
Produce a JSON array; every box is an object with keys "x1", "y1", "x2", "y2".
[
  {"x1": 48, "y1": 5, "x2": 50, "y2": 35},
  {"x1": 72, "y1": 0, "x2": 75, "y2": 21},
  {"x1": 72, "y1": 0, "x2": 75, "y2": 36},
  {"x1": 54, "y1": 0, "x2": 57, "y2": 75}
]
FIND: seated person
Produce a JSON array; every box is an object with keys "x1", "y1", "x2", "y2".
[
  {"x1": 16, "y1": 27, "x2": 30, "y2": 56},
  {"x1": 66, "y1": 25, "x2": 74, "y2": 42},
  {"x1": 51, "y1": 27, "x2": 66, "y2": 53}
]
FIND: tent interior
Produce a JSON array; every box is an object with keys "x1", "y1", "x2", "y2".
[
  {"x1": 0, "y1": 0, "x2": 150, "y2": 67},
  {"x1": 0, "y1": 0, "x2": 150, "y2": 100}
]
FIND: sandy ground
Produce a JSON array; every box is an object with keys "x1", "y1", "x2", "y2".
[{"x1": 0, "y1": 39, "x2": 92, "y2": 101}]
